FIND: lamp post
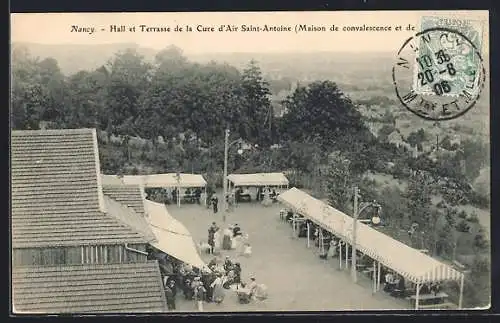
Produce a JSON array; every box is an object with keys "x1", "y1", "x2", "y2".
[
  {"x1": 222, "y1": 129, "x2": 243, "y2": 223},
  {"x1": 351, "y1": 186, "x2": 382, "y2": 283}
]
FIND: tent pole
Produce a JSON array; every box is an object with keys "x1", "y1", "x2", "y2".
[
  {"x1": 339, "y1": 241, "x2": 343, "y2": 269},
  {"x1": 458, "y1": 273, "x2": 464, "y2": 309},
  {"x1": 415, "y1": 283, "x2": 421, "y2": 310},
  {"x1": 372, "y1": 261, "x2": 376, "y2": 294},
  {"x1": 318, "y1": 229, "x2": 323, "y2": 254},
  {"x1": 177, "y1": 186, "x2": 181, "y2": 207},
  {"x1": 306, "y1": 221, "x2": 310, "y2": 248},
  {"x1": 377, "y1": 261, "x2": 381, "y2": 291},
  {"x1": 292, "y1": 215, "x2": 296, "y2": 239},
  {"x1": 345, "y1": 243, "x2": 349, "y2": 268}
]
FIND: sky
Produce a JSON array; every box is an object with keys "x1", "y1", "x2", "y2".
[{"x1": 11, "y1": 11, "x2": 489, "y2": 55}]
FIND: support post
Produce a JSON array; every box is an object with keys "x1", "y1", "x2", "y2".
[
  {"x1": 377, "y1": 261, "x2": 381, "y2": 291},
  {"x1": 415, "y1": 283, "x2": 421, "y2": 310},
  {"x1": 319, "y1": 229, "x2": 324, "y2": 254},
  {"x1": 306, "y1": 221, "x2": 310, "y2": 248},
  {"x1": 292, "y1": 215, "x2": 296, "y2": 238},
  {"x1": 458, "y1": 273, "x2": 464, "y2": 309},
  {"x1": 177, "y1": 187, "x2": 181, "y2": 207},
  {"x1": 339, "y1": 241, "x2": 343, "y2": 269},
  {"x1": 223, "y1": 129, "x2": 229, "y2": 222},
  {"x1": 345, "y1": 243, "x2": 349, "y2": 268},
  {"x1": 351, "y1": 186, "x2": 359, "y2": 283},
  {"x1": 372, "y1": 261, "x2": 376, "y2": 294}
]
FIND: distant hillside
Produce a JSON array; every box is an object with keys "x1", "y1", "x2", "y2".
[
  {"x1": 11, "y1": 42, "x2": 158, "y2": 75},
  {"x1": 12, "y1": 41, "x2": 490, "y2": 122}
]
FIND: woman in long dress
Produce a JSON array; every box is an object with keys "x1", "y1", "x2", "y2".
[
  {"x1": 210, "y1": 273, "x2": 225, "y2": 304},
  {"x1": 222, "y1": 226, "x2": 233, "y2": 250},
  {"x1": 213, "y1": 228, "x2": 222, "y2": 254}
]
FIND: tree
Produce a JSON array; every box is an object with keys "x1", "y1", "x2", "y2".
[
  {"x1": 281, "y1": 81, "x2": 368, "y2": 148},
  {"x1": 405, "y1": 172, "x2": 432, "y2": 230},
  {"x1": 105, "y1": 49, "x2": 152, "y2": 138},
  {"x1": 327, "y1": 151, "x2": 356, "y2": 213},
  {"x1": 240, "y1": 60, "x2": 273, "y2": 147},
  {"x1": 378, "y1": 124, "x2": 396, "y2": 142},
  {"x1": 407, "y1": 128, "x2": 426, "y2": 147}
]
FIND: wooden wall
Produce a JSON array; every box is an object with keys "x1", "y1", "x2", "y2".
[{"x1": 12, "y1": 244, "x2": 148, "y2": 267}]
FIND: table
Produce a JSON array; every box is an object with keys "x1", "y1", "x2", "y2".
[
  {"x1": 408, "y1": 292, "x2": 449, "y2": 307},
  {"x1": 234, "y1": 287, "x2": 251, "y2": 304}
]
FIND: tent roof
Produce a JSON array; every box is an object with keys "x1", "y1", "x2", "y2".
[
  {"x1": 278, "y1": 188, "x2": 463, "y2": 284},
  {"x1": 103, "y1": 173, "x2": 207, "y2": 188},
  {"x1": 227, "y1": 173, "x2": 289, "y2": 186},
  {"x1": 144, "y1": 200, "x2": 208, "y2": 271}
]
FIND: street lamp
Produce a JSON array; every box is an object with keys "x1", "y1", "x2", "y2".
[
  {"x1": 351, "y1": 186, "x2": 382, "y2": 283},
  {"x1": 222, "y1": 129, "x2": 243, "y2": 222}
]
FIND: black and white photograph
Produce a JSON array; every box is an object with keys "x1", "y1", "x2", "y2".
[{"x1": 10, "y1": 11, "x2": 490, "y2": 313}]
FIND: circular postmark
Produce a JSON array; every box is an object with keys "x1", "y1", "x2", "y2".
[{"x1": 392, "y1": 27, "x2": 486, "y2": 121}]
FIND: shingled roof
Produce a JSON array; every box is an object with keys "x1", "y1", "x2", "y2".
[
  {"x1": 11, "y1": 129, "x2": 147, "y2": 248},
  {"x1": 102, "y1": 184, "x2": 146, "y2": 216},
  {"x1": 12, "y1": 261, "x2": 167, "y2": 313}
]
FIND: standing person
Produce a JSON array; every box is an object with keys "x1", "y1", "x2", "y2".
[
  {"x1": 212, "y1": 195, "x2": 219, "y2": 214},
  {"x1": 208, "y1": 223, "x2": 217, "y2": 254},
  {"x1": 213, "y1": 228, "x2": 222, "y2": 254},
  {"x1": 222, "y1": 226, "x2": 233, "y2": 250},
  {"x1": 164, "y1": 281, "x2": 176, "y2": 311},
  {"x1": 233, "y1": 263, "x2": 242, "y2": 285},
  {"x1": 193, "y1": 278, "x2": 207, "y2": 312},
  {"x1": 210, "y1": 273, "x2": 225, "y2": 304}
]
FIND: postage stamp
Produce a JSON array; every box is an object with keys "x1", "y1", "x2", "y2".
[
  {"x1": 413, "y1": 16, "x2": 484, "y2": 97},
  {"x1": 392, "y1": 17, "x2": 486, "y2": 121}
]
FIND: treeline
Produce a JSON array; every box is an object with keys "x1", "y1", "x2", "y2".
[{"x1": 11, "y1": 44, "x2": 390, "y2": 177}]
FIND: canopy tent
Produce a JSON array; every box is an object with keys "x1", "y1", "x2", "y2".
[
  {"x1": 227, "y1": 173, "x2": 289, "y2": 187},
  {"x1": 104, "y1": 173, "x2": 207, "y2": 188},
  {"x1": 102, "y1": 174, "x2": 207, "y2": 207},
  {"x1": 144, "y1": 200, "x2": 209, "y2": 271},
  {"x1": 278, "y1": 188, "x2": 464, "y2": 309}
]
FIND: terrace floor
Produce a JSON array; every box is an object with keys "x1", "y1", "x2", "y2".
[{"x1": 167, "y1": 201, "x2": 408, "y2": 312}]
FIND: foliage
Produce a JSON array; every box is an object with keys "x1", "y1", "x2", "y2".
[
  {"x1": 405, "y1": 172, "x2": 432, "y2": 228},
  {"x1": 407, "y1": 128, "x2": 426, "y2": 147},
  {"x1": 326, "y1": 151, "x2": 357, "y2": 213}
]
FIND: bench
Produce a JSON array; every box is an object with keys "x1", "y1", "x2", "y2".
[{"x1": 417, "y1": 302, "x2": 457, "y2": 310}]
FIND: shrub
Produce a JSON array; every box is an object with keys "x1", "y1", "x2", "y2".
[
  {"x1": 466, "y1": 211, "x2": 480, "y2": 223},
  {"x1": 458, "y1": 210, "x2": 468, "y2": 219},
  {"x1": 456, "y1": 220, "x2": 470, "y2": 233}
]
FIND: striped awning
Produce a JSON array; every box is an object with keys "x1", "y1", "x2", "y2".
[
  {"x1": 102, "y1": 173, "x2": 207, "y2": 188},
  {"x1": 278, "y1": 188, "x2": 463, "y2": 284}
]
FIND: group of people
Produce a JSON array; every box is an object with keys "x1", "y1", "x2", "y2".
[
  {"x1": 162, "y1": 255, "x2": 266, "y2": 311},
  {"x1": 207, "y1": 222, "x2": 251, "y2": 256}
]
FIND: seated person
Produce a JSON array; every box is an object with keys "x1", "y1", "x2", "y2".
[
  {"x1": 390, "y1": 276, "x2": 406, "y2": 298},
  {"x1": 286, "y1": 211, "x2": 294, "y2": 222},
  {"x1": 298, "y1": 222, "x2": 308, "y2": 238},
  {"x1": 383, "y1": 272, "x2": 396, "y2": 292},
  {"x1": 429, "y1": 282, "x2": 441, "y2": 295},
  {"x1": 420, "y1": 283, "x2": 431, "y2": 295},
  {"x1": 270, "y1": 189, "x2": 277, "y2": 200}
]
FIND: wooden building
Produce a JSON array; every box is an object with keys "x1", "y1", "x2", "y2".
[{"x1": 11, "y1": 128, "x2": 166, "y2": 313}]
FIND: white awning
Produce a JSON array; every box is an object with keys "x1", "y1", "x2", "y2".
[
  {"x1": 144, "y1": 200, "x2": 209, "y2": 271},
  {"x1": 102, "y1": 173, "x2": 207, "y2": 188},
  {"x1": 278, "y1": 188, "x2": 463, "y2": 284},
  {"x1": 227, "y1": 173, "x2": 289, "y2": 187}
]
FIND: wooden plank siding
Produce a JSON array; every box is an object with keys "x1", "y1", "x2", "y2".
[{"x1": 13, "y1": 244, "x2": 148, "y2": 267}]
